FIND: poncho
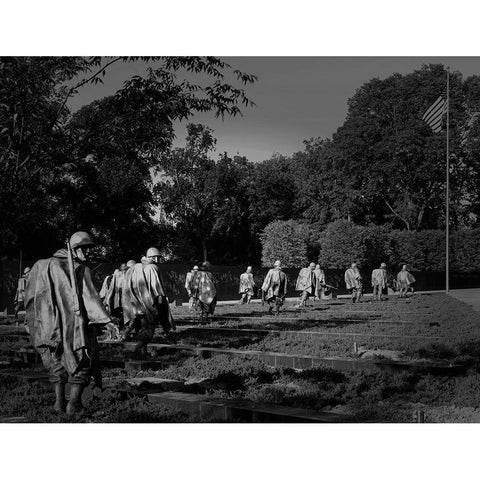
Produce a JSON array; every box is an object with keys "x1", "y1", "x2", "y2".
[
  {"x1": 371, "y1": 268, "x2": 388, "y2": 288},
  {"x1": 344, "y1": 267, "x2": 362, "y2": 290},
  {"x1": 239, "y1": 272, "x2": 255, "y2": 294},
  {"x1": 261, "y1": 268, "x2": 288, "y2": 301},
  {"x1": 104, "y1": 269, "x2": 125, "y2": 312},
  {"x1": 122, "y1": 261, "x2": 174, "y2": 333},
  {"x1": 189, "y1": 270, "x2": 217, "y2": 306},
  {"x1": 295, "y1": 267, "x2": 315, "y2": 292},
  {"x1": 14, "y1": 275, "x2": 28, "y2": 303},
  {"x1": 397, "y1": 270, "x2": 416, "y2": 288}
]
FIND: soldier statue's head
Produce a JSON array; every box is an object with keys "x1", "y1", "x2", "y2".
[
  {"x1": 70, "y1": 231, "x2": 95, "y2": 263},
  {"x1": 274, "y1": 260, "x2": 281, "y2": 269},
  {"x1": 23, "y1": 267, "x2": 31, "y2": 276},
  {"x1": 146, "y1": 247, "x2": 161, "y2": 264},
  {"x1": 246, "y1": 266, "x2": 252, "y2": 273},
  {"x1": 309, "y1": 262, "x2": 316, "y2": 270},
  {"x1": 126, "y1": 260, "x2": 136, "y2": 268}
]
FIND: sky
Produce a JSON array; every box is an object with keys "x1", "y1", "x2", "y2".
[{"x1": 68, "y1": 57, "x2": 480, "y2": 163}]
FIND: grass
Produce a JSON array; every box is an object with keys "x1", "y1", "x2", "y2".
[{"x1": 0, "y1": 374, "x2": 202, "y2": 423}]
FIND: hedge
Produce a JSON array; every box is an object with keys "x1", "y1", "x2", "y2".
[
  {"x1": 261, "y1": 220, "x2": 309, "y2": 267},
  {"x1": 261, "y1": 219, "x2": 480, "y2": 272}
]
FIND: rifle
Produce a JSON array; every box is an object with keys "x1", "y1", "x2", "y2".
[
  {"x1": 261, "y1": 289, "x2": 265, "y2": 306},
  {"x1": 66, "y1": 238, "x2": 82, "y2": 318},
  {"x1": 321, "y1": 284, "x2": 338, "y2": 291}
]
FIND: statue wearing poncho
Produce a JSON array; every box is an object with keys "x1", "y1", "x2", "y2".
[
  {"x1": 295, "y1": 264, "x2": 316, "y2": 307},
  {"x1": 25, "y1": 249, "x2": 111, "y2": 389},
  {"x1": 344, "y1": 264, "x2": 363, "y2": 303},
  {"x1": 239, "y1": 267, "x2": 256, "y2": 304},
  {"x1": 189, "y1": 263, "x2": 217, "y2": 321},
  {"x1": 122, "y1": 258, "x2": 175, "y2": 356},
  {"x1": 261, "y1": 265, "x2": 287, "y2": 315},
  {"x1": 396, "y1": 267, "x2": 416, "y2": 298}
]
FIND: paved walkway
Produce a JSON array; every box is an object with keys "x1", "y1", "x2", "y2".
[{"x1": 448, "y1": 288, "x2": 480, "y2": 312}]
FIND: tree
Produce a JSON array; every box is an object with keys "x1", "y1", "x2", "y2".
[
  {"x1": 0, "y1": 57, "x2": 257, "y2": 259},
  {"x1": 155, "y1": 124, "x2": 218, "y2": 262},
  {"x1": 209, "y1": 153, "x2": 256, "y2": 264},
  {"x1": 248, "y1": 154, "x2": 296, "y2": 237},
  {"x1": 328, "y1": 64, "x2": 472, "y2": 231}
]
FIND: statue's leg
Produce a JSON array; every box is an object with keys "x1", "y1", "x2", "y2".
[
  {"x1": 38, "y1": 346, "x2": 68, "y2": 412},
  {"x1": 267, "y1": 299, "x2": 274, "y2": 314},
  {"x1": 66, "y1": 355, "x2": 92, "y2": 416},
  {"x1": 356, "y1": 287, "x2": 362, "y2": 303}
]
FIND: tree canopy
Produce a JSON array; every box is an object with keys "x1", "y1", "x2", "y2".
[
  {"x1": 0, "y1": 56, "x2": 257, "y2": 260},
  {"x1": 2, "y1": 60, "x2": 480, "y2": 268}
]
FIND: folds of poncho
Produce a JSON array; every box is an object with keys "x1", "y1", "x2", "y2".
[
  {"x1": 189, "y1": 271, "x2": 217, "y2": 305},
  {"x1": 24, "y1": 249, "x2": 110, "y2": 376},
  {"x1": 99, "y1": 274, "x2": 113, "y2": 300},
  {"x1": 314, "y1": 269, "x2": 330, "y2": 299},
  {"x1": 397, "y1": 270, "x2": 416, "y2": 288},
  {"x1": 239, "y1": 272, "x2": 255, "y2": 294},
  {"x1": 261, "y1": 268, "x2": 287, "y2": 301},
  {"x1": 14, "y1": 276, "x2": 28, "y2": 302},
  {"x1": 185, "y1": 271, "x2": 193, "y2": 291},
  {"x1": 122, "y1": 263, "x2": 174, "y2": 333},
  {"x1": 295, "y1": 268, "x2": 315, "y2": 292},
  {"x1": 104, "y1": 270, "x2": 125, "y2": 312},
  {"x1": 344, "y1": 268, "x2": 362, "y2": 290},
  {"x1": 371, "y1": 268, "x2": 388, "y2": 288}
]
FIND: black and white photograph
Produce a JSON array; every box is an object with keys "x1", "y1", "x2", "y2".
[{"x1": 2, "y1": 2, "x2": 480, "y2": 478}]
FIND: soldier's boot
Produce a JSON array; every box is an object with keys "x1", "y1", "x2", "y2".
[
  {"x1": 53, "y1": 382, "x2": 66, "y2": 413},
  {"x1": 66, "y1": 384, "x2": 85, "y2": 416}
]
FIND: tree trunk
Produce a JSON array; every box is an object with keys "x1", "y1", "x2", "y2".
[{"x1": 416, "y1": 205, "x2": 426, "y2": 231}]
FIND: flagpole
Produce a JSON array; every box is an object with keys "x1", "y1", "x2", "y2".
[{"x1": 446, "y1": 67, "x2": 450, "y2": 293}]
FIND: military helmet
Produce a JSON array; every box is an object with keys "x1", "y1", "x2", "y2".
[
  {"x1": 24, "y1": 267, "x2": 31, "y2": 274},
  {"x1": 126, "y1": 260, "x2": 136, "y2": 268},
  {"x1": 146, "y1": 247, "x2": 161, "y2": 258},
  {"x1": 70, "y1": 231, "x2": 94, "y2": 249}
]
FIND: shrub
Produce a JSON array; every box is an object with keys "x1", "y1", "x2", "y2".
[
  {"x1": 261, "y1": 220, "x2": 310, "y2": 267},
  {"x1": 317, "y1": 220, "x2": 390, "y2": 270}
]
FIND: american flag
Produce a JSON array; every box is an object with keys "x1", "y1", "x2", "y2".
[{"x1": 422, "y1": 89, "x2": 447, "y2": 133}]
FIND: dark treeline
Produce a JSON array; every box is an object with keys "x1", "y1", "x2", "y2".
[{"x1": 2, "y1": 59, "x2": 480, "y2": 265}]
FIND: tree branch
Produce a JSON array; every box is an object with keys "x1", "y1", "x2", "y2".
[
  {"x1": 383, "y1": 198, "x2": 411, "y2": 230},
  {"x1": 55, "y1": 57, "x2": 123, "y2": 122}
]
